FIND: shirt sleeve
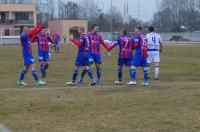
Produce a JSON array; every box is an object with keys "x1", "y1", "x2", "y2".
[{"x1": 99, "y1": 35, "x2": 109, "y2": 49}]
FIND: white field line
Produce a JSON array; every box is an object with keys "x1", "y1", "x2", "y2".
[
  {"x1": 0, "y1": 123, "x2": 12, "y2": 132},
  {"x1": 0, "y1": 82, "x2": 200, "y2": 92}
]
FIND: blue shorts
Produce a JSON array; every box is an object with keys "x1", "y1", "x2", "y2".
[
  {"x1": 133, "y1": 55, "x2": 148, "y2": 67},
  {"x1": 38, "y1": 51, "x2": 50, "y2": 61},
  {"x1": 24, "y1": 56, "x2": 35, "y2": 66},
  {"x1": 75, "y1": 54, "x2": 90, "y2": 66},
  {"x1": 54, "y1": 40, "x2": 59, "y2": 46},
  {"x1": 118, "y1": 58, "x2": 133, "y2": 67},
  {"x1": 89, "y1": 54, "x2": 102, "y2": 65}
]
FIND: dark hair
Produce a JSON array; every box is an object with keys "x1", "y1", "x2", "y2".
[
  {"x1": 149, "y1": 26, "x2": 155, "y2": 32},
  {"x1": 122, "y1": 28, "x2": 128, "y2": 35},
  {"x1": 136, "y1": 26, "x2": 142, "y2": 31},
  {"x1": 92, "y1": 24, "x2": 98, "y2": 29},
  {"x1": 20, "y1": 26, "x2": 24, "y2": 34}
]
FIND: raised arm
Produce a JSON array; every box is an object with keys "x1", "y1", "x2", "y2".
[
  {"x1": 27, "y1": 23, "x2": 44, "y2": 37},
  {"x1": 69, "y1": 35, "x2": 81, "y2": 47}
]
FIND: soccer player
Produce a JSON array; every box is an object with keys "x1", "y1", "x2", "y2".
[
  {"x1": 53, "y1": 32, "x2": 61, "y2": 53},
  {"x1": 106, "y1": 29, "x2": 136, "y2": 85},
  {"x1": 146, "y1": 26, "x2": 163, "y2": 80},
  {"x1": 132, "y1": 26, "x2": 149, "y2": 86},
  {"x1": 66, "y1": 27, "x2": 95, "y2": 86},
  {"x1": 17, "y1": 23, "x2": 46, "y2": 86},
  {"x1": 79, "y1": 24, "x2": 109, "y2": 84},
  {"x1": 63, "y1": 34, "x2": 67, "y2": 44},
  {"x1": 32, "y1": 30, "x2": 53, "y2": 78}
]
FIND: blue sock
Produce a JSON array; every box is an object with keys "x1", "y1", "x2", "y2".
[
  {"x1": 87, "y1": 69, "x2": 94, "y2": 81},
  {"x1": 32, "y1": 70, "x2": 39, "y2": 82},
  {"x1": 118, "y1": 69, "x2": 122, "y2": 82},
  {"x1": 72, "y1": 70, "x2": 78, "y2": 83},
  {"x1": 132, "y1": 69, "x2": 136, "y2": 81},
  {"x1": 97, "y1": 68, "x2": 101, "y2": 80},
  {"x1": 40, "y1": 64, "x2": 44, "y2": 73},
  {"x1": 129, "y1": 69, "x2": 135, "y2": 81},
  {"x1": 81, "y1": 69, "x2": 87, "y2": 79},
  {"x1": 143, "y1": 69, "x2": 148, "y2": 83},
  {"x1": 19, "y1": 70, "x2": 27, "y2": 81},
  {"x1": 44, "y1": 63, "x2": 49, "y2": 71}
]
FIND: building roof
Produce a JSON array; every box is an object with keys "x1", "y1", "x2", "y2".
[{"x1": 0, "y1": 4, "x2": 36, "y2": 12}]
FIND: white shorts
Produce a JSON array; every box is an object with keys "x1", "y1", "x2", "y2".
[{"x1": 147, "y1": 51, "x2": 160, "y2": 63}]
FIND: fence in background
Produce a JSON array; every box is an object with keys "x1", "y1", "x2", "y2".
[{"x1": 0, "y1": 28, "x2": 50, "y2": 45}]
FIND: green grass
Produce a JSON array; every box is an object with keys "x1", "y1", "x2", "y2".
[{"x1": 0, "y1": 44, "x2": 200, "y2": 132}]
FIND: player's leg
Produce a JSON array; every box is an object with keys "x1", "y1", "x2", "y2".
[
  {"x1": 67, "y1": 65, "x2": 79, "y2": 86},
  {"x1": 115, "y1": 65, "x2": 123, "y2": 84},
  {"x1": 154, "y1": 62, "x2": 160, "y2": 80},
  {"x1": 147, "y1": 51, "x2": 153, "y2": 79},
  {"x1": 85, "y1": 66, "x2": 95, "y2": 86},
  {"x1": 78, "y1": 55, "x2": 93, "y2": 85},
  {"x1": 43, "y1": 52, "x2": 50, "y2": 78},
  {"x1": 153, "y1": 52, "x2": 160, "y2": 80},
  {"x1": 142, "y1": 66, "x2": 149, "y2": 86},
  {"x1": 94, "y1": 55, "x2": 102, "y2": 84},
  {"x1": 17, "y1": 65, "x2": 29, "y2": 86},
  {"x1": 141, "y1": 57, "x2": 149, "y2": 86},
  {"x1": 31, "y1": 63, "x2": 46, "y2": 86},
  {"x1": 57, "y1": 45, "x2": 60, "y2": 53},
  {"x1": 38, "y1": 51, "x2": 45, "y2": 77},
  {"x1": 127, "y1": 65, "x2": 137, "y2": 85}
]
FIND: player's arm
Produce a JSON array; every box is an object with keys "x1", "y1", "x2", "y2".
[
  {"x1": 106, "y1": 39, "x2": 120, "y2": 52},
  {"x1": 27, "y1": 23, "x2": 44, "y2": 37},
  {"x1": 69, "y1": 35, "x2": 81, "y2": 47},
  {"x1": 159, "y1": 36, "x2": 163, "y2": 53},
  {"x1": 99, "y1": 35, "x2": 109, "y2": 50},
  {"x1": 31, "y1": 36, "x2": 39, "y2": 43}
]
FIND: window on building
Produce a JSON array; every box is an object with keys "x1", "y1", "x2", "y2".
[{"x1": 15, "y1": 12, "x2": 30, "y2": 20}]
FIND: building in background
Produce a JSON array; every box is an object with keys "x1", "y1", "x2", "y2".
[
  {"x1": 48, "y1": 20, "x2": 88, "y2": 38},
  {"x1": 0, "y1": 4, "x2": 36, "y2": 36}
]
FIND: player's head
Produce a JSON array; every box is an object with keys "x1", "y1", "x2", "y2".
[
  {"x1": 41, "y1": 30, "x2": 46, "y2": 35},
  {"x1": 122, "y1": 28, "x2": 128, "y2": 36},
  {"x1": 78, "y1": 27, "x2": 85, "y2": 34},
  {"x1": 92, "y1": 24, "x2": 99, "y2": 33},
  {"x1": 20, "y1": 26, "x2": 29, "y2": 34},
  {"x1": 135, "y1": 26, "x2": 142, "y2": 34},
  {"x1": 149, "y1": 26, "x2": 155, "y2": 32}
]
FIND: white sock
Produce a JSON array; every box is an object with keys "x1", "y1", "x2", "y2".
[{"x1": 155, "y1": 66, "x2": 159, "y2": 79}]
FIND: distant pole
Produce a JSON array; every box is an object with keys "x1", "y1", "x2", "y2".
[{"x1": 111, "y1": 0, "x2": 113, "y2": 40}]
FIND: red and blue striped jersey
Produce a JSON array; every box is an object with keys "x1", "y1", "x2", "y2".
[
  {"x1": 78, "y1": 33, "x2": 90, "y2": 54},
  {"x1": 133, "y1": 33, "x2": 148, "y2": 58},
  {"x1": 114, "y1": 35, "x2": 135, "y2": 59},
  {"x1": 33, "y1": 35, "x2": 52, "y2": 52},
  {"x1": 87, "y1": 33, "x2": 108, "y2": 55},
  {"x1": 20, "y1": 33, "x2": 32, "y2": 57},
  {"x1": 53, "y1": 33, "x2": 60, "y2": 44}
]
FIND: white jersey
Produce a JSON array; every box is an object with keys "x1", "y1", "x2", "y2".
[{"x1": 146, "y1": 32, "x2": 162, "y2": 51}]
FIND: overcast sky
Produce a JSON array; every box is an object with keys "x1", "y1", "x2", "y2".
[{"x1": 69, "y1": 0, "x2": 158, "y2": 22}]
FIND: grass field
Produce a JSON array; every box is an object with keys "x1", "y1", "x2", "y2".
[{"x1": 0, "y1": 44, "x2": 200, "y2": 132}]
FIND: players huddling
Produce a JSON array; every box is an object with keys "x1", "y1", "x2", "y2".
[{"x1": 17, "y1": 23, "x2": 162, "y2": 87}]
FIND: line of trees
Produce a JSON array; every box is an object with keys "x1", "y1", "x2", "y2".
[{"x1": 153, "y1": 0, "x2": 200, "y2": 32}]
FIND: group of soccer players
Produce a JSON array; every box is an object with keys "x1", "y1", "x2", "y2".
[
  {"x1": 17, "y1": 23, "x2": 61, "y2": 86},
  {"x1": 17, "y1": 23, "x2": 162, "y2": 87}
]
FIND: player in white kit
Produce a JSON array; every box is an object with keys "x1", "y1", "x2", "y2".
[{"x1": 146, "y1": 26, "x2": 163, "y2": 80}]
